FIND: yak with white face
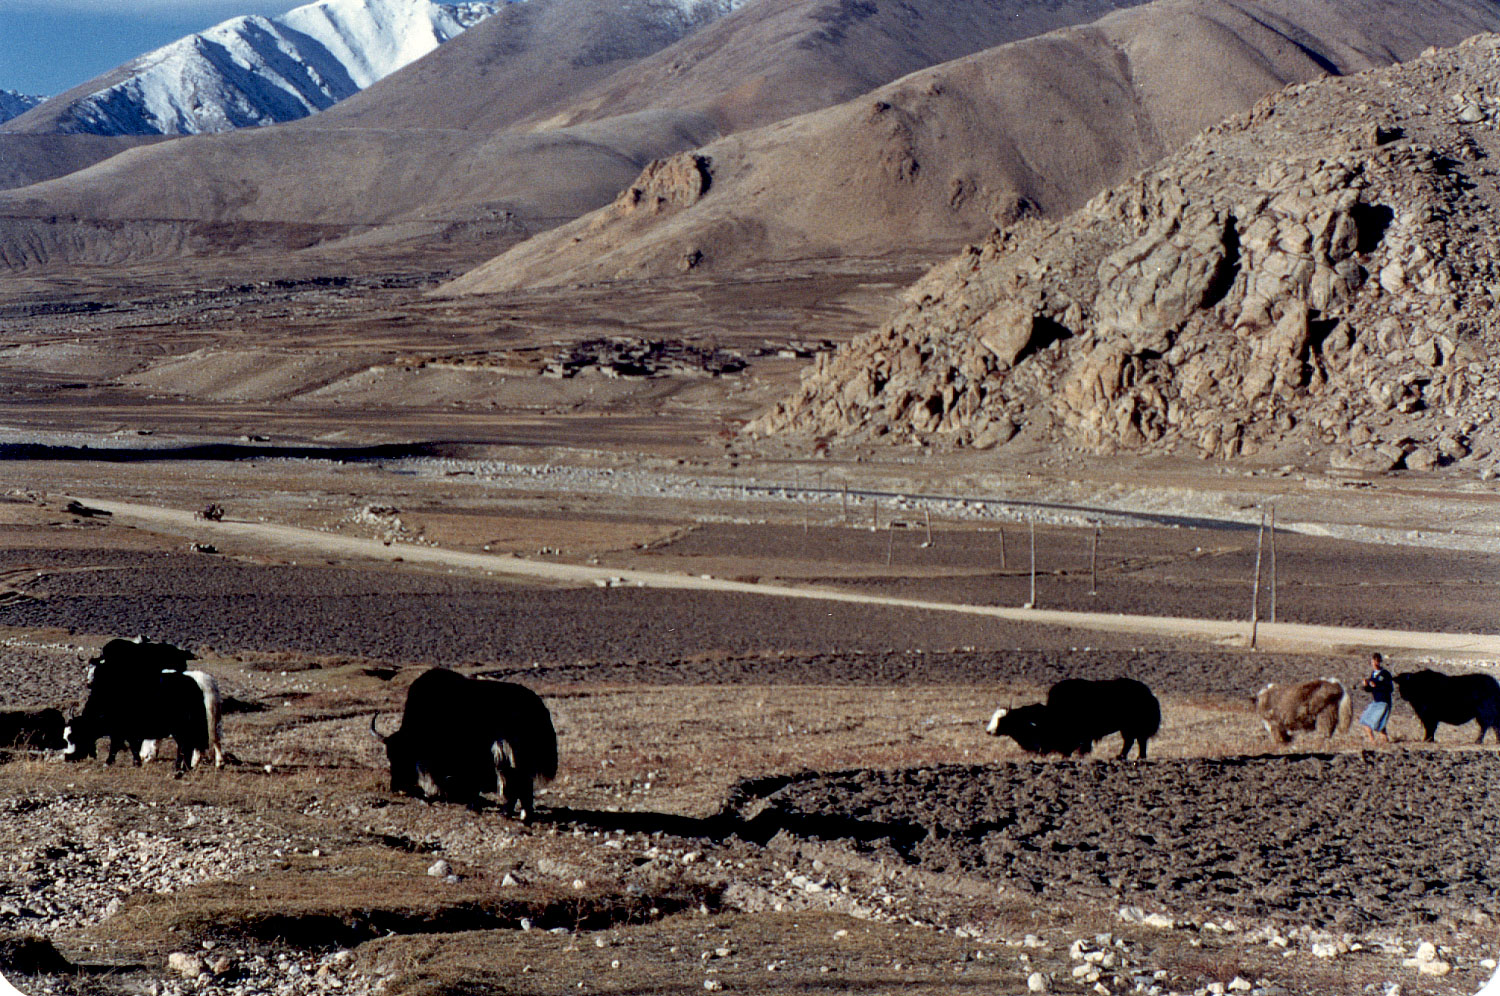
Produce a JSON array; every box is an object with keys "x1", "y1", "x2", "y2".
[
  {"x1": 65, "y1": 668, "x2": 222, "y2": 772},
  {"x1": 371, "y1": 668, "x2": 557, "y2": 821},
  {"x1": 986, "y1": 678, "x2": 1160, "y2": 759}
]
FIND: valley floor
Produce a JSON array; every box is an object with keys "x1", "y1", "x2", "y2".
[{"x1": 1, "y1": 258, "x2": 1499, "y2": 995}]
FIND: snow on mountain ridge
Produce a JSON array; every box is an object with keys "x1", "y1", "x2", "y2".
[
  {"x1": 0, "y1": 91, "x2": 45, "y2": 125},
  {"x1": 52, "y1": 0, "x2": 507, "y2": 136}
]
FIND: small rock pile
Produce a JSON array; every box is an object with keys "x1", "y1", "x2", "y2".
[{"x1": 751, "y1": 34, "x2": 1500, "y2": 472}]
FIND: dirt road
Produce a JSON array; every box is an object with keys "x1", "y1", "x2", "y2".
[{"x1": 74, "y1": 496, "x2": 1500, "y2": 659}]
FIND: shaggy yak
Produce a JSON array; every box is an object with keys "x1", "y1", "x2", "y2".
[
  {"x1": 65, "y1": 669, "x2": 222, "y2": 772},
  {"x1": 985, "y1": 678, "x2": 1160, "y2": 759},
  {"x1": 1252, "y1": 679, "x2": 1351, "y2": 744},
  {"x1": 371, "y1": 668, "x2": 558, "y2": 820},
  {"x1": 1394, "y1": 669, "x2": 1500, "y2": 743}
]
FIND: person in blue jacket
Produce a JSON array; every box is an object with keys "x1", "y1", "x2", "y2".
[{"x1": 1358, "y1": 652, "x2": 1394, "y2": 744}]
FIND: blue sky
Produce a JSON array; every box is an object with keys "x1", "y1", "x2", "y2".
[{"x1": 1, "y1": 1, "x2": 303, "y2": 96}]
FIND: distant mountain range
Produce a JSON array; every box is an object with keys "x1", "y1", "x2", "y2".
[
  {"x1": 0, "y1": 91, "x2": 44, "y2": 125},
  {"x1": 5, "y1": 0, "x2": 1500, "y2": 277},
  {"x1": 3, "y1": 0, "x2": 509, "y2": 136}
]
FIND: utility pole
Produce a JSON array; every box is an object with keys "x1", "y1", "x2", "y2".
[{"x1": 1250, "y1": 509, "x2": 1266, "y2": 648}]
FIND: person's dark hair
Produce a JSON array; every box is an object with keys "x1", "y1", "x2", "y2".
[{"x1": 1371, "y1": 652, "x2": 1383, "y2": 664}]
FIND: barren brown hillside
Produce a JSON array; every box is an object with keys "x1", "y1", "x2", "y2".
[
  {"x1": 749, "y1": 33, "x2": 1500, "y2": 477},
  {"x1": 441, "y1": 0, "x2": 1500, "y2": 294},
  {"x1": 0, "y1": 134, "x2": 165, "y2": 191},
  {"x1": 505, "y1": 0, "x2": 1155, "y2": 134},
  {"x1": 0, "y1": 0, "x2": 1158, "y2": 272}
]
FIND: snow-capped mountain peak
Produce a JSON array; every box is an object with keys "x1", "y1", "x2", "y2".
[
  {"x1": 49, "y1": 0, "x2": 507, "y2": 136},
  {"x1": 0, "y1": 90, "x2": 45, "y2": 125}
]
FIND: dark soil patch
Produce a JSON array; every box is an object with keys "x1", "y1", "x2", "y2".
[
  {"x1": 0, "y1": 548, "x2": 1189, "y2": 669},
  {"x1": 501, "y1": 647, "x2": 1378, "y2": 703},
  {"x1": 727, "y1": 751, "x2": 1500, "y2": 930},
  {"x1": 649, "y1": 522, "x2": 1500, "y2": 634}
]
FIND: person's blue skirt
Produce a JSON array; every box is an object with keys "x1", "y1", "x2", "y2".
[{"x1": 1360, "y1": 701, "x2": 1391, "y2": 732}]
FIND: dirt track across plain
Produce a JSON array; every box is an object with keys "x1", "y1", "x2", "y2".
[{"x1": 74, "y1": 495, "x2": 1500, "y2": 659}]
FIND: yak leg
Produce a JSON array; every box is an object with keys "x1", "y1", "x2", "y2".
[
  {"x1": 172, "y1": 735, "x2": 193, "y2": 774},
  {"x1": 495, "y1": 765, "x2": 535, "y2": 823},
  {"x1": 1422, "y1": 718, "x2": 1438, "y2": 742},
  {"x1": 1116, "y1": 736, "x2": 1134, "y2": 760},
  {"x1": 493, "y1": 759, "x2": 515, "y2": 816},
  {"x1": 510, "y1": 773, "x2": 536, "y2": 824}
]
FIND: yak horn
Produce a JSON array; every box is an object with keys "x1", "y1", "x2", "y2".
[{"x1": 369, "y1": 714, "x2": 389, "y2": 743}]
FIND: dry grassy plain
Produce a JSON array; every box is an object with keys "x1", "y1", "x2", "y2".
[{"x1": 1, "y1": 261, "x2": 1499, "y2": 996}]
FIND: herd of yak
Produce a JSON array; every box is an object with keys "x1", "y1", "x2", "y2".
[{"x1": 0, "y1": 639, "x2": 1497, "y2": 820}]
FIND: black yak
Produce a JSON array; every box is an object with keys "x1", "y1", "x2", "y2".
[
  {"x1": 1395, "y1": 669, "x2": 1500, "y2": 743},
  {"x1": 371, "y1": 668, "x2": 557, "y2": 820},
  {"x1": 986, "y1": 678, "x2": 1160, "y2": 759},
  {"x1": 65, "y1": 669, "x2": 222, "y2": 772},
  {"x1": 0, "y1": 709, "x2": 66, "y2": 751}
]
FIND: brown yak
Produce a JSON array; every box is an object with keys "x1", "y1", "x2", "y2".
[{"x1": 1252, "y1": 678, "x2": 1352, "y2": 744}]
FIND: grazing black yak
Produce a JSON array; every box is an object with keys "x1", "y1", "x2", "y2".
[
  {"x1": 371, "y1": 668, "x2": 557, "y2": 820},
  {"x1": 986, "y1": 678, "x2": 1160, "y2": 759}
]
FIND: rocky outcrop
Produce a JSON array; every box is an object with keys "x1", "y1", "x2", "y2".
[
  {"x1": 605, "y1": 153, "x2": 712, "y2": 218},
  {"x1": 751, "y1": 34, "x2": 1500, "y2": 472}
]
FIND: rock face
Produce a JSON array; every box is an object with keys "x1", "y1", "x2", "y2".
[
  {"x1": 751, "y1": 34, "x2": 1500, "y2": 471},
  {"x1": 611, "y1": 154, "x2": 711, "y2": 215}
]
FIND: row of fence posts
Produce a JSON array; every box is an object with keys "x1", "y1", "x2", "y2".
[{"x1": 780, "y1": 470, "x2": 1279, "y2": 645}]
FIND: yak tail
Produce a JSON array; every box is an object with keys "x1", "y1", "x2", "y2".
[
  {"x1": 1334, "y1": 679, "x2": 1353, "y2": 735},
  {"x1": 533, "y1": 706, "x2": 559, "y2": 784},
  {"x1": 534, "y1": 716, "x2": 559, "y2": 785},
  {"x1": 185, "y1": 670, "x2": 224, "y2": 768}
]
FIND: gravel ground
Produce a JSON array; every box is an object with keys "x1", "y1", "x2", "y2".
[{"x1": 0, "y1": 791, "x2": 298, "y2": 936}]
